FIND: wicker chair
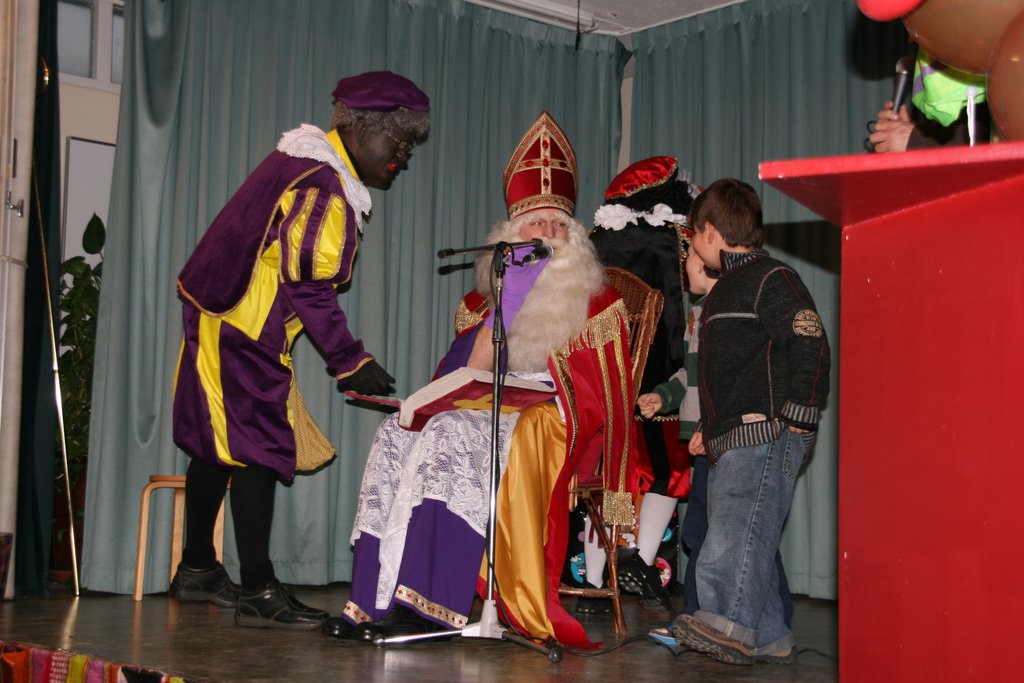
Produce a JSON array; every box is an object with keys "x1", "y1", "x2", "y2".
[{"x1": 558, "y1": 266, "x2": 664, "y2": 637}]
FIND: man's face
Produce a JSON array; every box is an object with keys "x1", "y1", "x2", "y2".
[
  {"x1": 518, "y1": 211, "x2": 570, "y2": 246},
  {"x1": 354, "y1": 127, "x2": 416, "y2": 190}
]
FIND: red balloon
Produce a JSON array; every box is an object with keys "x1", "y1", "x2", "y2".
[
  {"x1": 904, "y1": 0, "x2": 1024, "y2": 74},
  {"x1": 857, "y1": 0, "x2": 925, "y2": 21},
  {"x1": 988, "y1": 9, "x2": 1024, "y2": 140}
]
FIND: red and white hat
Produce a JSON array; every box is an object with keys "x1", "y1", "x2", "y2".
[{"x1": 503, "y1": 111, "x2": 577, "y2": 219}]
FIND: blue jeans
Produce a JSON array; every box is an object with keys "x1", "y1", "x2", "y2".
[
  {"x1": 694, "y1": 429, "x2": 806, "y2": 655},
  {"x1": 682, "y1": 455, "x2": 794, "y2": 625}
]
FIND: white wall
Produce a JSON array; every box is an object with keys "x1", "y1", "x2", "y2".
[{"x1": 58, "y1": 79, "x2": 118, "y2": 261}]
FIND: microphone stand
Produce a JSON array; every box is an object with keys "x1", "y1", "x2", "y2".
[{"x1": 377, "y1": 241, "x2": 563, "y2": 662}]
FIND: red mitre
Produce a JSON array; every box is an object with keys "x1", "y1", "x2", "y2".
[
  {"x1": 503, "y1": 111, "x2": 577, "y2": 219},
  {"x1": 604, "y1": 155, "x2": 677, "y2": 201}
]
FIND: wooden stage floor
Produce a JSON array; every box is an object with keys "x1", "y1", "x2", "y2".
[{"x1": 1, "y1": 583, "x2": 837, "y2": 682}]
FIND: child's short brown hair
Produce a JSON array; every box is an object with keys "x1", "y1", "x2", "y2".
[{"x1": 689, "y1": 178, "x2": 763, "y2": 248}]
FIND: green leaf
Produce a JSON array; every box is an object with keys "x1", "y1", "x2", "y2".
[{"x1": 83, "y1": 214, "x2": 106, "y2": 255}]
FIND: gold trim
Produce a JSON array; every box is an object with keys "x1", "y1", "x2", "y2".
[
  {"x1": 565, "y1": 299, "x2": 627, "y2": 353},
  {"x1": 597, "y1": 344, "x2": 615, "y2": 486},
  {"x1": 550, "y1": 351, "x2": 578, "y2": 462},
  {"x1": 635, "y1": 413, "x2": 679, "y2": 423},
  {"x1": 610, "y1": 331, "x2": 632, "y2": 502},
  {"x1": 395, "y1": 585, "x2": 467, "y2": 628},
  {"x1": 602, "y1": 491, "x2": 635, "y2": 526},
  {"x1": 335, "y1": 355, "x2": 374, "y2": 381},
  {"x1": 455, "y1": 299, "x2": 488, "y2": 334},
  {"x1": 342, "y1": 601, "x2": 372, "y2": 624}
]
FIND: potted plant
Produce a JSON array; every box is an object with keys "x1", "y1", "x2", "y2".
[{"x1": 52, "y1": 213, "x2": 104, "y2": 579}]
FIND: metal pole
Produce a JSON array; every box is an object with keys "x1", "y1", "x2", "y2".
[{"x1": 32, "y1": 160, "x2": 79, "y2": 595}]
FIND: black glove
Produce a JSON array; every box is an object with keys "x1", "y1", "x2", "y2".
[{"x1": 338, "y1": 359, "x2": 395, "y2": 396}]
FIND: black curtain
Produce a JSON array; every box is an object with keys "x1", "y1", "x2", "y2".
[{"x1": 16, "y1": 0, "x2": 62, "y2": 595}]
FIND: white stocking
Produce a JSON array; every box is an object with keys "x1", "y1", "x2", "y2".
[
  {"x1": 583, "y1": 515, "x2": 606, "y2": 588},
  {"x1": 637, "y1": 492, "x2": 678, "y2": 565}
]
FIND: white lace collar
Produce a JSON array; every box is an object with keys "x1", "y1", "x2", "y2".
[{"x1": 276, "y1": 124, "x2": 372, "y2": 233}]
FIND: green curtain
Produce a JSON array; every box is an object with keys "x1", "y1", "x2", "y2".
[
  {"x1": 80, "y1": 0, "x2": 627, "y2": 593},
  {"x1": 629, "y1": 0, "x2": 907, "y2": 599}
]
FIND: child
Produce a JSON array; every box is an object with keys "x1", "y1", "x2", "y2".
[
  {"x1": 640, "y1": 247, "x2": 796, "y2": 626},
  {"x1": 669, "y1": 179, "x2": 830, "y2": 666},
  {"x1": 636, "y1": 245, "x2": 712, "y2": 614}
]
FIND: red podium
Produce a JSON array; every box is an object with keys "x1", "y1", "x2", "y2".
[{"x1": 761, "y1": 142, "x2": 1024, "y2": 682}]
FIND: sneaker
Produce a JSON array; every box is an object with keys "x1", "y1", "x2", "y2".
[
  {"x1": 648, "y1": 626, "x2": 684, "y2": 656},
  {"x1": 670, "y1": 613, "x2": 754, "y2": 666},
  {"x1": 168, "y1": 561, "x2": 240, "y2": 608},
  {"x1": 234, "y1": 580, "x2": 328, "y2": 630},
  {"x1": 616, "y1": 549, "x2": 672, "y2": 612}
]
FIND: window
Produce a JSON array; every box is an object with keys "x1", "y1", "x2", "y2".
[{"x1": 58, "y1": 0, "x2": 125, "y2": 90}]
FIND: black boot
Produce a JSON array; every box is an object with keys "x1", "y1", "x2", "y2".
[
  {"x1": 617, "y1": 549, "x2": 673, "y2": 612},
  {"x1": 169, "y1": 561, "x2": 240, "y2": 608},
  {"x1": 575, "y1": 595, "x2": 612, "y2": 615},
  {"x1": 234, "y1": 580, "x2": 328, "y2": 630}
]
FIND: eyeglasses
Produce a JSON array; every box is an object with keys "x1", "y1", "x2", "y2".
[{"x1": 382, "y1": 130, "x2": 415, "y2": 158}]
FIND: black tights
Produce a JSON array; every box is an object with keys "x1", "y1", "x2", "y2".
[{"x1": 182, "y1": 457, "x2": 278, "y2": 590}]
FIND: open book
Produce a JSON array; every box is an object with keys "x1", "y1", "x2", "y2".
[{"x1": 344, "y1": 366, "x2": 556, "y2": 431}]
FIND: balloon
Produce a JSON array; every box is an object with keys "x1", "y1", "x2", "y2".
[
  {"x1": 988, "y1": 8, "x2": 1024, "y2": 140},
  {"x1": 904, "y1": 0, "x2": 1024, "y2": 74},
  {"x1": 857, "y1": 0, "x2": 925, "y2": 21}
]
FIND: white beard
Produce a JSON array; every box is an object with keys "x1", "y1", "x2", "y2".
[{"x1": 474, "y1": 211, "x2": 606, "y2": 372}]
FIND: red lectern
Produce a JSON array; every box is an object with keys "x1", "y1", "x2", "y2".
[{"x1": 761, "y1": 142, "x2": 1024, "y2": 682}]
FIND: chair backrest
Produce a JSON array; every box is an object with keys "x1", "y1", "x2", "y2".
[{"x1": 605, "y1": 267, "x2": 664, "y2": 404}]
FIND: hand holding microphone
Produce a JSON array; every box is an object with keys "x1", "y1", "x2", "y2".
[
  {"x1": 514, "y1": 240, "x2": 552, "y2": 265},
  {"x1": 487, "y1": 241, "x2": 551, "y2": 331},
  {"x1": 866, "y1": 56, "x2": 916, "y2": 153}
]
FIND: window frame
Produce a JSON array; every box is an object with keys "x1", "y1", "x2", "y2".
[{"x1": 58, "y1": 0, "x2": 124, "y2": 93}]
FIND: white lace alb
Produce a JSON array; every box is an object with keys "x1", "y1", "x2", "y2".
[{"x1": 351, "y1": 410, "x2": 521, "y2": 610}]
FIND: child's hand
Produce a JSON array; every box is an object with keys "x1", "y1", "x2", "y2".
[
  {"x1": 637, "y1": 393, "x2": 663, "y2": 418},
  {"x1": 688, "y1": 431, "x2": 705, "y2": 455}
]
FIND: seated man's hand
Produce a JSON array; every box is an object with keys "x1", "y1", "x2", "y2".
[
  {"x1": 489, "y1": 245, "x2": 550, "y2": 330},
  {"x1": 637, "y1": 392, "x2": 663, "y2": 419},
  {"x1": 339, "y1": 359, "x2": 395, "y2": 396}
]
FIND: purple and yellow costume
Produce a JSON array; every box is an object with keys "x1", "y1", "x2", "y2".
[{"x1": 173, "y1": 126, "x2": 374, "y2": 480}]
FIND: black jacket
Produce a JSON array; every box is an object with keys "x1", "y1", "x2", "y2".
[{"x1": 698, "y1": 250, "x2": 830, "y2": 462}]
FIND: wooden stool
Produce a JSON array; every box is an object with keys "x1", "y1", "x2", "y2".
[{"x1": 132, "y1": 475, "x2": 227, "y2": 601}]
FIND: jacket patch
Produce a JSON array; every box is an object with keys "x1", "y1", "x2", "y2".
[{"x1": 793, "y1": 310, "x2": 823, "y2": 337}]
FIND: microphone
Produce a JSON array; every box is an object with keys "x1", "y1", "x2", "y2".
[
  {"x1": 520, "y1": 243, "x2": 552, "y2": 265},
  {"x1": 437, "y1": 238, "x2": 540, "y2": 259},
  {"x1": 891, "y1": 55, "x2": 913, "y2": 114}
]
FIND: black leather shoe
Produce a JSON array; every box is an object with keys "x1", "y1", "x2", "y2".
[
  {"x1": 277, "y1": 582, "x2": 330, "y2": 621},
  {"x1": 168, "y1": 561, "x2": 240, "y2": 608},
  {"x1": 575, "y1": 596, "x2": 612, "y2": 615},
  {"x1": 234, "y1": 580, "x2": 328, "y2": 630},
  {"x1": 617, "y1": 550, "x2": 673, "y2": 612},
  {"x1": 322, "y1": 616, "x2": 358, "y2": 639},
  {"x1": 358, "y1": 605, "x2": 450, "y2": 640}
]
